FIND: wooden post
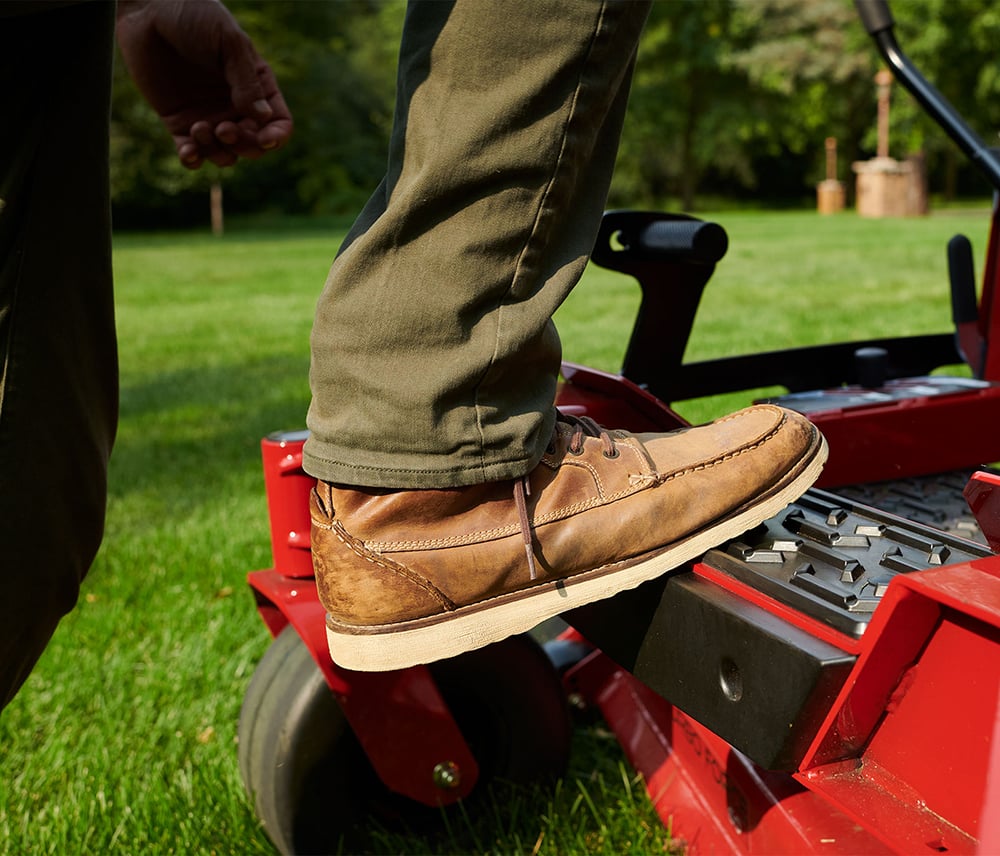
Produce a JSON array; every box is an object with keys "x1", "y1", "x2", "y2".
[
  {"x1": 210, "y1": 181, "x2": 224, "y2": 237},
  {"x1": 817, "y1": 137, "x2": 845, "y2": 214},
  {"x1": 876, "y1": 69, "x2": 893, "y2": 159}
]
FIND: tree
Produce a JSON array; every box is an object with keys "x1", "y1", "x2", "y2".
[
  {"x1": 727, "y1": 0, "x2": 875, "y2": 184},
  {"x1": 612, "y1": 0, "x2": 752, "y2": 211},
  {"x1": 109, "y1": 0, "x2": 404, "y2": 227},
  {"x1": 108, "y1": 0, "x2": 999, "y2": 224}
]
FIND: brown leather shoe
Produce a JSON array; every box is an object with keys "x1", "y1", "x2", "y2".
[{"x1": 311, "y1": 404, "x2": 826, "y2": 671}]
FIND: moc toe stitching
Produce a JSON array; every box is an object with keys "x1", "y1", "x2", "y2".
[
  {"x1": 359, "y1": 416, "x2": 800, "y2": 553},
  {"x1": 641, "y1": 408, "x2": 793, "y2": 485}
]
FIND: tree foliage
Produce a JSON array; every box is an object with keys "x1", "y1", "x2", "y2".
[
  {"x1": 110, "y1": 0, "x2": 404, "y2": 227},
  {"x1": 612, "y1": 0, "x2": 752, "y2": 210},
  {"x1": 108, "y1": 0, "x2": 1000, "y2": 227}
]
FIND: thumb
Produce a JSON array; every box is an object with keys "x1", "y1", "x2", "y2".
[{"x1": 220, "y1": 27, "x2": 273, "y2": 122}]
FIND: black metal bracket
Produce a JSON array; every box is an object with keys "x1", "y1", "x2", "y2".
[
  {"x1": 592, "y1": 210, "x2": 727, "y2": 394},
  {"x1": 592, "y1": 210, "x2": 962, "y2": 405}
]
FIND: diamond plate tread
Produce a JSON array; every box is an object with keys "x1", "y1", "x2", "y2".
[
  {"x1": 703, "y1": 487, "x2": 993, "y2": 637},
  {"x1": 833, "y1": 470, "x2": 993, "y2": 546}
]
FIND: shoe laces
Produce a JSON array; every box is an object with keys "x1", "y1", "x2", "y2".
[
  {"x1": 513, "y1": 477, "x2": 538, "y2": 580},
  {"x1": 514, "y1": 413, "x2": 620, "y2": 581},
  {"x1": 561, "y1": 412, "x2": 618, "y2": 459}
]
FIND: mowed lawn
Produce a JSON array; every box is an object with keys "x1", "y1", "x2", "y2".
[{"x1": 0, "y1": 206, "x2": 990, "y2": 854}]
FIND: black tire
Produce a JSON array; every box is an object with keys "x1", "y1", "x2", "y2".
[{"x1": 238, "y1": 625, "x2": 572, "y2": 855}]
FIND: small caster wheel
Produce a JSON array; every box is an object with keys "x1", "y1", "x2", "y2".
[{"x1": 239, "y1": 625, "x2": 571, "y2": 854}]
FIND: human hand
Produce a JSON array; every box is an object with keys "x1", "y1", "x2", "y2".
[{"x1": 116, "y1": 0, "x2": 293, "y2": 169}]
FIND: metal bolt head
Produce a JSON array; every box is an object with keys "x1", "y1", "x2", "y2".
[{"x1": 432, "y1": 761, "x2": 461, "y2": 790}]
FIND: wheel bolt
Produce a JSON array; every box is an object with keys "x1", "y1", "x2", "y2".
[{"x1": 432, "y1": 761, "x2": 461, "y2": 790}]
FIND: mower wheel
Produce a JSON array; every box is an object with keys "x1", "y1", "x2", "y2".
[{"x1": 238, "y1": 625, "x2": 572, "y2": 855}]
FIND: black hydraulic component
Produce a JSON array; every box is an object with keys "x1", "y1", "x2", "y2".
[
  {"x1": 567, "y1": 563, "x2": 855, "y2": 772},
  {"x1": 855, "y1": 0, "x2": 1000, "y2": 191},
  {"x1": 566, "y1": 488, "x2": 991, "y2": 772}
]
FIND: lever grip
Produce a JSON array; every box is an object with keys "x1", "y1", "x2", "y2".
[
  {"x1": 636, "y1": 220, "x2": 728, "y2": 264},
  {"x1": 948, "y1": 234, "x2": 979, "y2": 325},
  {"x1": 854, "y1": 0, "x2": 894, "y2": 34}
]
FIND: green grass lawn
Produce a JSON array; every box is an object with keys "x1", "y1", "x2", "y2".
[{"x1": 0, "y1": 206, "x2": 991, "y2": 854}]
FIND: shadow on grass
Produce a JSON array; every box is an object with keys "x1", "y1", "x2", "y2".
[{"x1": 109, "y1": 352, "x2": 310, "y2": 512}]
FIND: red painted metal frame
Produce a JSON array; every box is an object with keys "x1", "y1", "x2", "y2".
[
  {"x1": 965, "y1": 471, "x2": 1000, "y2": 552},
  {"x1": 246, "y1": 201, "x2": 1000, "y2": 849},
  {"x1": 248, "y1": 362, "x2": 1000, "y2": 848},
  {"x1": 251, "y1": 434, "x2": 478, "y2": 808},
  {"x1": 247, "y1": 370, "x2": 689, "y2": 808},
  {"x1": 810, "y1": 385, "x2": 1000, "y2": 488},
  {"x1": 552, "y1": 366, "x2": 1000, "y2": 854},
  {"x1": 556, "y1": 364, "x2": 1000, "y2": 851},
  {"x1": 563, "y1": 643, "x2": 898, "y2": 854}
]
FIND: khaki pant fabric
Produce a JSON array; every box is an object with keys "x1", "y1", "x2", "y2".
[
  {"x1": 0, "y1": 2, "x2": 118, "y2": 709},
  {"x1": 304, "y1": 0, "x2": 650, "y2": 489}
]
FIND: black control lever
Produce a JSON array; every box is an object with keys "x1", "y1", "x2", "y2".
[
  {"x1": 854, "y1": 0, "x2": 1000, "y2": 191},
  {"x1": 948, "y1": 234, "x2": 985, "y2": 375},
  {"x1": 854, "y1": 0, "x2": 894, "y2": 34},
  {"x1": 949, "y1": 235, "x2": 979, "y2": 326}
]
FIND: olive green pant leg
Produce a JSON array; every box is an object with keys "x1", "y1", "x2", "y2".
[
  {"x1": 304, "y1": 0, "x2": 650, "y2": 489},
  {"x1": 0, "y1": 3, "x2": 118, "y2": 711}
]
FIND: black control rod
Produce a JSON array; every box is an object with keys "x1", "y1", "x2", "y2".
[{"x1": 855, "y1": 0, "x2": 1000, "y2": 191}]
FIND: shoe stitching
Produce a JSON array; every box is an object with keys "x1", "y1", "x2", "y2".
[
  {"x1": 630, "y1": 409, "x2": 789, "y2": 486},
  {"x1": 560, "y1": 438, "x2": 648, "y2": 500},
  {"x1": 328, "y1": 520, "x2": 457, "y2": 612},
  {"x1": 362, "y1": 482, "x2": 643, "y2": 551},
  {"x1": 365, "y1": 409, "x2": 794, "y2": 552},
  {"x1": 367, "y1": 445, "x2": 649, "y2": 551}
]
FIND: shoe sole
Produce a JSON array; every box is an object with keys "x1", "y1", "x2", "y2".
[{"x1": 325, "y1": 432, "x2": 828, "y2": 672}]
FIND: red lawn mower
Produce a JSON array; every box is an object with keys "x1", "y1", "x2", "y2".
[{"x1": 238, "y1": 1, "x2": 1000, "y2": 852}]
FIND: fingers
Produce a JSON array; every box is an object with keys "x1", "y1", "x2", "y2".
[
  {"x1": 219, "y1": 25, "x2": 275, "y2": 124},
  {"x1": 175, "y1": 117, "x2": 285, "y2": 169},
  {"x1": 174, "y1": 57, "x2": 293, "y2": 169},
  {"x1": 174, "y1": 129, "x2": 237, "y2": 169},
  {"x1": 253, "y1": 69, "x2": 294, "y2": 152},
  {"x1": 176, "y1": 140, "x2": 203, "y2": 169},
  {"x1": 119, "y1": 0, "x2": 294, "y2": 172},
  {"x1": 175, "y1": 122, "x2": 236, "y2": 169},
  {"x1": 172, "y1": 86, "x2": 291, "y2": 170}
]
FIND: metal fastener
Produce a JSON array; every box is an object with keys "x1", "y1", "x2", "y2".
[{"x1": 432, "y1": 761, "x2": 461, "y2": 790}]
